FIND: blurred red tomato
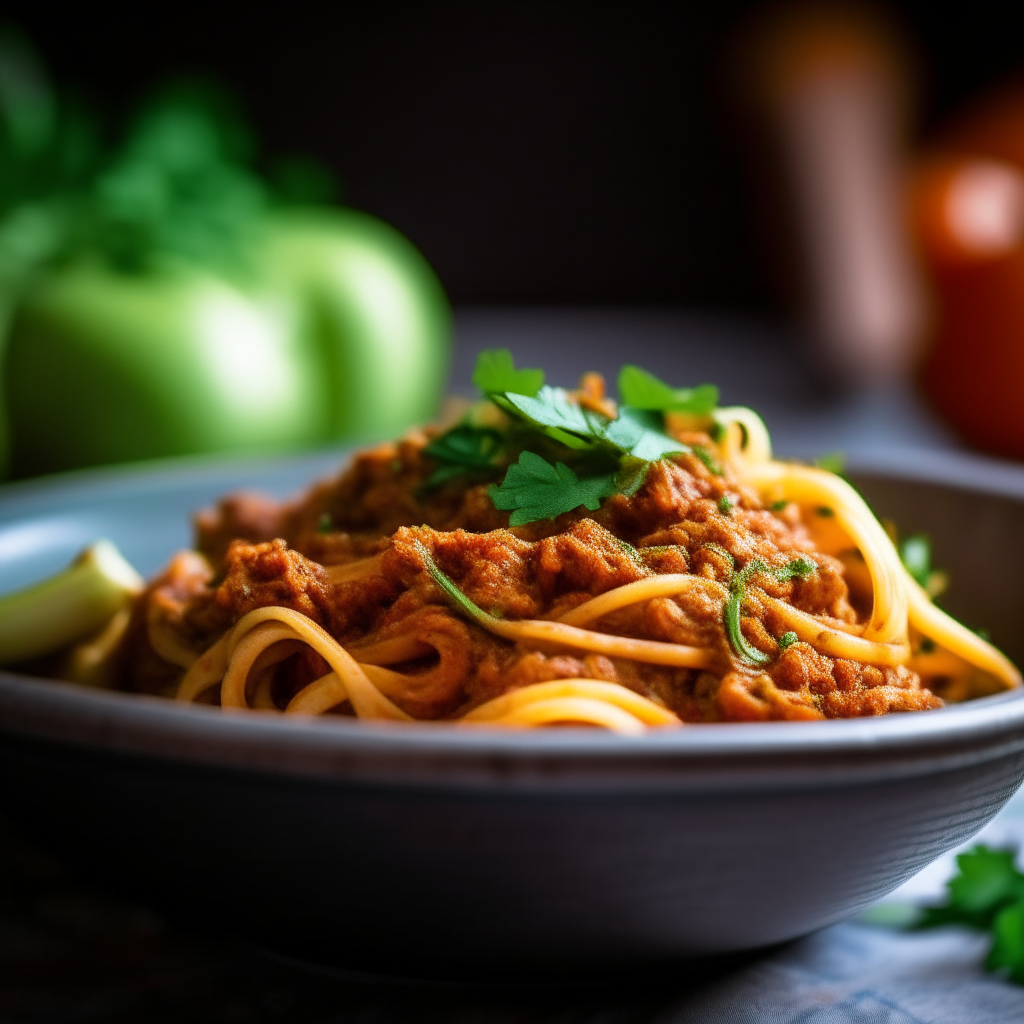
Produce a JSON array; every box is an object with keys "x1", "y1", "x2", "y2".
[{"x1": 913, "y1": 91, "x2": 1024, "y2": 458}]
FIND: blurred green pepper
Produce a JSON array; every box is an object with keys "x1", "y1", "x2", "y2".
[{"x1": 0, "y1": 34, "x2": 450, "y2": 478}]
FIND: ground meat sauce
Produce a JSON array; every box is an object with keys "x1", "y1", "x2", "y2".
[{"x1": 123, "y1": 432, "x2": 944, "y2": 721}]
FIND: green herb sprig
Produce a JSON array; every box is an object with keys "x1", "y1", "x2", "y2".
[
  {"x1": 425, "y1": 350, "x2": 720, "y2": 524},
  {"x1": 916, "y1": 845, "x2": 1024, "y2": 985},
  {"x1": 414, "y1": 539, "x2": 493, "y2": 625},
  {"x1": 898, "y1": 531, "x2": 949, "y2": 601}
]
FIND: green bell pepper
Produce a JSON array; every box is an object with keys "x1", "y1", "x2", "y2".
[
  {"x1": 4, "y1": 209, "x2": 450, "y2": 476},
  {"x1": 0, "y1": 35, "x2": 450, "y2": 479}
]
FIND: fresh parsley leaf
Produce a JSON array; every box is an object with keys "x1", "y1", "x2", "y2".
[
  {"x1": 421, "y1": 424, "x2": 505, "y2": 489},
  {"x1": 718, "y1": 494, "x2": 734, "y2": 515},
  {"x1": 918, "y1": 846, "x2": 1024, "y2": 931},
  {"x1": 770, "y1": 500, "x2": 788, "y2": 512},
  {"x1": 900, "y1": 533, "x2": 932, "y2": 588},
  {"x1": 472, "y1": 348, "x2": 544, "y2": 397},
  {"x1": 815, "y1": 451, "x2": 847, "y2": 475},
  {"x1": 989, "y1": 902, "x2": 1024, "y2": 984},
  {"x1": 614, "y1": 456, "x2": 653, "y2": 498},
  {"x1": 424, "y1": 425, "x2": 502, "y2": 469},
  {"x1": 466, "y1": 359, "x2": 720, "y2": 525},
  {"x1": 317, "y1": 512, "x2": 333, "y2": 534},
  {"x1": 816, "y1": 506, "x2": 835, "y2": 517},
  {"x1": 618, "y1": 365, "x2": 718, "y2": 414},
  {"x1": 488, "y1": 451, "x2": 616, "y2": 526},
  {"x1": 915, "y1": 845, "x2": 1024, "y2": 984},
  {"x1": 604, "y1": 406, "x2": 687, "y2": 461},
  {"x1": 501, "y1": 386, "x2": 598, "y2": 439},
  {"x1": 778, "y1": 631, "x2": 798, "y2": 650},
  {"x1": 948, "y1": 847, "x2": 1024, "y2": 915}
]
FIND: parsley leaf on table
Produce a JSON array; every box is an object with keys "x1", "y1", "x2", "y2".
[
  {"x1": 990, "y1": 902, "x2": 1024, "y2": 984},
  {"x1": 916, "y1": 845, "x2": 1024, "y2": 985},
  {"x1": 472, "y1": 348, "x2": 544, "y2": 397},
  {"x1": 618, "y1": 365, "x2": 718, "y2": 414},
  {"x1": 488, "y1": 451, "x2": 617, "y2": 526}
]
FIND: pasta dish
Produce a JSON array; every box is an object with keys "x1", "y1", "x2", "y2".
[{"x1": 12, "y1": 354, "x2": 1021, "y2": 732}]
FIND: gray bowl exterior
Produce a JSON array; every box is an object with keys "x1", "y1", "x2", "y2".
[{"x1": 2, "y1": 449, "x2": 1024, "y2": 976}]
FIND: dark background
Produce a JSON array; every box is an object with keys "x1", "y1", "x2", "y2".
[{"x1": 6, "y1": 1, "x2": 1024, "y2": 308}]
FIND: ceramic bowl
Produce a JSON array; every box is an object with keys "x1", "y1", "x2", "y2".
[{"x1": 2, "y1": 449, "x2": 1024, "y2": 980}]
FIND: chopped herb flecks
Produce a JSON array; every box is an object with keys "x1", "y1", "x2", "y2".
[
  {"x1": 722, "y1": 557, "x2": 816, "y2": 667},
  {"x1": 692, "y1": 444, "x2": 723, "y2": 476}
]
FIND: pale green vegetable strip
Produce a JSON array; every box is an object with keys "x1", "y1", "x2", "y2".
[{"x1": 0, "y1": 540, "x2": 143, "y2": 665}]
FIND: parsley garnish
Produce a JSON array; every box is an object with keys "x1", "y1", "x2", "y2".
[
  {"x1": 488, "y1": 452, "x2": 617, "y2": 527},
  {"x1": 815, "y1": 451, "x2": 846, "y2": 475},
  {"x1": 898, "y1": 531, "x2": 950, "y2": 600},
  {"x1": 501, "y1": 386, "x2": 597, "y2": 444},
  {"x1": 426, "y1": 351, "x2": 719, "y2": 525},
  {"x1": 472, "y1": 348, "x2": 544, "y2": 397},
  {"x1": 603, "y1": 407, "x2": 686, "y2": 461},
  {"x1": 618, "y1": 365, "x2": 718, "y2": 414},
  {"x1": 770, "y1": 500, "x2": 788, "y2": 512},
  {"x1": 816, "y1": 506, "x2": 835, "y2": 518},
  {"x1": 718, "y1": 494, "x2": 734, "y2": 515},
  {"x1": 778, "y1": 631, "x2": 799, "y2": 650},
  {"x1": 691, "y1": 444, "x2": 723, "y2": 476},
  {"x1": 317, "y1": 512, "x2": 333, "y2": 534},
  {"x1": 916, "y1": 845, "x2": 1024, "y2": 985},
  {"x1": 414, "y1": 539, "x2": 491, "y2": 625},
  {"x1": 899, "y1": 533, "x2": 932, "y2": 588},
  {"x1": 723, "y1": 557, "x2": 816, "y2": 666},
  {"x1": 421, "y1": 425, "x2": 504, "y2": 489}
]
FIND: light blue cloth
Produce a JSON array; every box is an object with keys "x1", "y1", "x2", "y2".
[
  {"x1": 658, "y1": 923, "x2": 1022, "y2": 1023},
  {"x1": 658, "y1": 789, "x2": 1024, "y2": 1024}
]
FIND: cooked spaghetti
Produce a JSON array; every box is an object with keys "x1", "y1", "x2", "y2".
[{"x1": 79, "y1": 355, "x2": 1020, "y2": 732}]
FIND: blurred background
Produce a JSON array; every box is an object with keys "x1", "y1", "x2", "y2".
[{"x1": 3, "y1": 0, "x2": 1024, "y2": 474}]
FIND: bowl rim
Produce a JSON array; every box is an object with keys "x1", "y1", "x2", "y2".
[{"x1": 4, "y1": 445, "x2": 1024, "y2": 792}]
